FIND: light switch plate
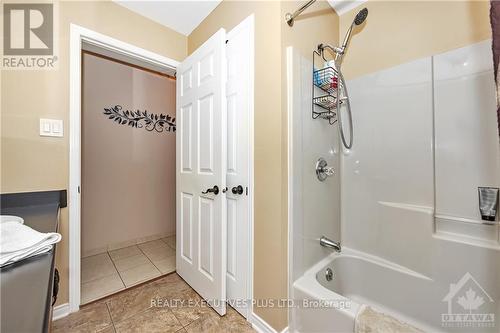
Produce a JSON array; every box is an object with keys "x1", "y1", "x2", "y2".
[{"x1": 40, "y1": 118, "x2": 63, "y2": 137}]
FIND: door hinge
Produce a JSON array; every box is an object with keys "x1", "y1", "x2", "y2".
[
  {"x1": 246, "y1": 187, "x2": 248, "y2": 196},
  {"x1": 77, "y1": 186, "x2": 80, "y2": 194}
]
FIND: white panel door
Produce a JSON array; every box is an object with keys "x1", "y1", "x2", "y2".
[
  {"x1": 176, "y1": 28, "x2": 227, "y2": 316},
  {"x1": 225, "y1": 17, "x2": 252, "y2": 318}
]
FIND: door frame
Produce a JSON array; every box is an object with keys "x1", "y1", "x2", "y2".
[
  {"x1": 68, "y1": 21, "x2": 255, "y2": 317},
  {"x1": 68, "y1": 24, "x2": 179, "y2": 312}
]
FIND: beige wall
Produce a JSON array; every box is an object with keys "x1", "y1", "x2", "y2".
[
  {"x1": 1, "y1": 1, "x2": 186, "y2": 306},
  {"x1": 339, "y1": 0, "x2": 492, "y2": 79},
  {"x1": 189, "y1": 1, "x2": 338, "y2": 330},
  {"x1": 81, "y1": 53, "x2": 176, "y2": 256}
]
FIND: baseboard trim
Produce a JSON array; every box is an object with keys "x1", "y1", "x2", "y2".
[
  {"x1": 249, "y1": 312, "x2": 288, "y2": 333},
  {"x1": 52, "y1": 303, "x2": 70, "y2": 321}
]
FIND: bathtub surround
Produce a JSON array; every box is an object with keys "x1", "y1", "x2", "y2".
[
  {"x1": 287, "y1": 47, "x2": 341, "y2": 282},
  {"x1": 81, "y1": 53, "x2": 176, "y2": 257},
  {"x1": 289, "y1": 1, "x2": 499, "y2": 330},
  {"x1": 289, "y1": 39, "x2": 500, "y2": 332},
  {"x1": 343, "y1": 41, "x2": 499, "y2": 326},
  {"x1": 335, "y1": 2, "x2": 499, "y2": 293},
  {"x1": 343, "y1": 56, "x2": 434, "y2": 274},
  {"x1": 433, "y1": 41, "x2": 500, "y2": 229}
]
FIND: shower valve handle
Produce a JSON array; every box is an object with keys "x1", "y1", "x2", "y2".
[
  {"x1": 323, "y1": 167, "x2": 335, "y2": 177},
  {"x1": 316, "y1": 158, "x2": 335, "y2": 181}
]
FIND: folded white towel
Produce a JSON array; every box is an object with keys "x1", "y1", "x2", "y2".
[
  {"x1": 0, "y1": 218, "x2": 61, "y2": 267},
  {"x1": 1, "y1": 215, "x2": 24, "y2": 224}
]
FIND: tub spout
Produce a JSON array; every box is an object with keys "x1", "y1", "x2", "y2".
[{"x1": 320, "y1": 236, "x2": 341, "y2": 252}]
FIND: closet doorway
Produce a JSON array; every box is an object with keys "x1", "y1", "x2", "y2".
[
  {"x1": 80, "y1": 47, "x2": 177, "y2": 305},
  {"x1": 69, "y1": 21, "x2": 254, "y2": 318}
]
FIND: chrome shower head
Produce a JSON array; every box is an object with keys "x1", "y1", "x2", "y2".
[
  {"x1": 339, "y1": 8, "x2": 369, "y2": 57},
  {"x1": 354, "y1": 8, "x2": 368, "y2": 26},
  {"x1": 316, "y1": 7, "x2": 368, "y2": 70}
]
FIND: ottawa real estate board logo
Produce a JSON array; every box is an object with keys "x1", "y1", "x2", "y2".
[
  {"x1": 441, "y1": 272, "x2": 495, "y2": 329},
  {"x1": 2, "y1": 2, "x2": 58, "y2": 69}
]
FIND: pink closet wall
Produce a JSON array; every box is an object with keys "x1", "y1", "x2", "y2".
[{"x1": 82, "y1": 53, "x2": 176, "y2": 256}]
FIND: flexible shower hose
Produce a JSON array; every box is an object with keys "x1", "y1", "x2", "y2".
[{"x1": 336, "y1": 70, "x2": 353, "y2": 149}]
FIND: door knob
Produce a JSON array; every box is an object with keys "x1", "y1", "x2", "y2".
[
  {"x1": 202, "y1": 185, "x2": 219, "y2": 195},
  {"x1": 231, "y1": 185, "x2": 244, "y2": 195}
]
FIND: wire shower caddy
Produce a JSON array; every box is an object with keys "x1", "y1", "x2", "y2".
[{"x1": 312, "y1": 49, "x2": 340, "y2": 125}]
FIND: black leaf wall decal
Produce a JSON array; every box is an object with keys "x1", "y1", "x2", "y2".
[{"x1": 103, "y1": 105, "x2": 176, "y2": 133}]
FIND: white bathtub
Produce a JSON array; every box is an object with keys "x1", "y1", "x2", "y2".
[{"x1": 292, "y1": 248, "x2": 450, "y2": 333}]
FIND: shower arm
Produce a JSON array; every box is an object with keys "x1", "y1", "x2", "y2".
[{"x1": 285, "y1": 0, "x2": 317, "y2": 26}]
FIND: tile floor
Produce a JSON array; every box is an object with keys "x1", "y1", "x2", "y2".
[
  {"x1": 81, "y1": 235, "x2": 176, "y2": 304},
  {"x1": 54, "y1": 273, "x2": 255, "y2": 333}
]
